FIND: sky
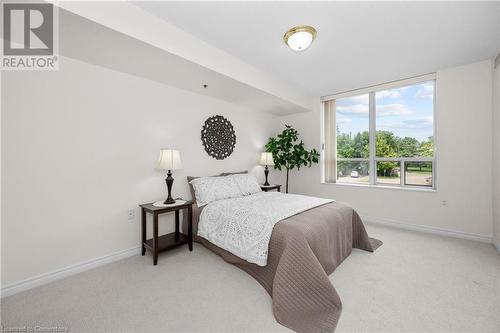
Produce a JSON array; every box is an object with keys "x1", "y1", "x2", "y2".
[{"x1": 336, "y1": 81, "x2": 434, "y2": 142}]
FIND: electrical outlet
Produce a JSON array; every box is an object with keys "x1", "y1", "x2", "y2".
[
  {"x1": 127, "y1": 209, "x2": 136, "y2": 221},
  {"x1": 442, "y1": 200, "x2": 447, "y2": 207}
]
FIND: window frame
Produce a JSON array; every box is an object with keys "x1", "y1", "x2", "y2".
[{"x1": 321, "y1": 73, "x2": 437, "y2": 190}]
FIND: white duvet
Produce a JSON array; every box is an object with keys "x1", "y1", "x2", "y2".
[{"x1": 197, "y1": 191, "x2": 334, "y2": 266}]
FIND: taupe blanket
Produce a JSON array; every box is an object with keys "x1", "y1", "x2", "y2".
[{"x1": 186, "y1": 201, "x2": 381, "y2": 333}]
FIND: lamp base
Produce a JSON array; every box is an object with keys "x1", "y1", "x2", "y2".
[
  {"x1": 163, "y1": 197, "x2": 176, "y2": 205},
  {"x1": 164, "y1": 170, "x2": 175, "y2": 204},
  {"x1": 263, "y1": 165, "x2": 270, "y2": 186}
]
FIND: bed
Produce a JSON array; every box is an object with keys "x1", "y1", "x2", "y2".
[{"x1": 183, "y1": 173, "x2": 381, "y2": 333}]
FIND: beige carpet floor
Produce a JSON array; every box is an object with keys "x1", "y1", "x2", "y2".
[{"x1": 2, "y1": 224, "x2": 499, "y2": 332}]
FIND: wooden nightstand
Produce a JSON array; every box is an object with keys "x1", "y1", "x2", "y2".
[
  {"x1": 260, "y1": 184, "x2": 281, "y2": 192},
  {"x1": 139, "y1": 200, "x2": 193, "y2": 265}
]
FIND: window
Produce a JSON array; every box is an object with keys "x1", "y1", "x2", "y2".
[
  {"x1": 336, "y1": 94, "x2": 369, "y2": 184},
  {"x1": 322, "y1": 74, "x2": 435, "y2": 189}
]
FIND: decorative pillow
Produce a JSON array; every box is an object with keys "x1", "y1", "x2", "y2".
[
  {"x1": 220, "y1": 170, "x2": 248, "y2": 176},
  {"x1": 187, "y1": 175, "x2": 217, "y2": 204},
  {"x1": 187, "y1": 172, "x2": 247, "y2": 205},
  {"x1": 190, "y1": 176, "x2": 241, "y2": 207},
  {"x1": 230, "y1": 174, "x2": 262, "y2": 196}
]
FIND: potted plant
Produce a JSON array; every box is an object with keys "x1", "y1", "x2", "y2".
[{"x1": 265, "y1": 125, "x2": 319, "y2": 193}]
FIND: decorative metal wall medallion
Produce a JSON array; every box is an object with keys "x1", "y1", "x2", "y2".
[{"x1": 201, "y1": 115, "x2": 236, "y2": 160}]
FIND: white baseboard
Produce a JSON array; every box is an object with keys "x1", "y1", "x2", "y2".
[
  {"x1": 1, "y1": 246, "x2": 141, "y2": 298},
  {"x1": 362, "y1": 215, "x2": 493, "y2": 244},
  {"x1": 493, "y1": 238, "x2": 500, "y2": 253}
]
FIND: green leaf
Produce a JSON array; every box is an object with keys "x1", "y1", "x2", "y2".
[{"x1": 265, "y1": 125, "x2": 320, "y2": 191}]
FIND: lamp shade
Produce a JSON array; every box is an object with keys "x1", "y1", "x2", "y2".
[
  {"x1": 157, "y1": 149, "x2": 182, "y2": 170},
  {"x1": 259, "y1": 152, "x2": 274, "y2": 166}
]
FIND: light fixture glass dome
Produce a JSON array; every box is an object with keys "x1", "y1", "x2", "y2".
[{"x1": 283, "y1": 25, "x2": 317, "y2": 52}]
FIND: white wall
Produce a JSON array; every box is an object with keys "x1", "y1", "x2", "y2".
[
  {"x1": 1, "y1": 56, "x2": 280, "y2": 286},
  {"x1": 280, "y1": 60, "x2": 494, "y2": 239},
  {"x1": 493, "y1": 56, "x2": 500, "y2": 245}
]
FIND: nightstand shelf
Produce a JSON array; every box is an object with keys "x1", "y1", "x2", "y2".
[{"x1": 144, "y1": 233, "x2": 188, "y2": 253}]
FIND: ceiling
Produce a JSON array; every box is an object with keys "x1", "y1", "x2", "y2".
[
  {"x1": 57, "y1": 8, "x2": 311, "y2": 115},
  {"x1": 133, "y1": 1, "x2": 500, "y2": 97}
]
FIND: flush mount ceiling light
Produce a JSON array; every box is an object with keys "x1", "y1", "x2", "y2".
[{"x1": 283, "y1": 25, "x2": 317, "y2": 52}]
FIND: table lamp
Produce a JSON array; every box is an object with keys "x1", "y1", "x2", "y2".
[
  {"x1": 259, "y1": 152, "x2": 274, "y2": 186},
  {"x1": 157, "y1": 149, "x2": 183, "y2": 204}
]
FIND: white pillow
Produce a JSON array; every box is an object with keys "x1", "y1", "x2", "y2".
[
  {"x1": 230, "y1": 174, "x2": 262, "y2": 196},
  {"x1": 190, "y1": 176, "x2": 241, "y2": 207}
]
